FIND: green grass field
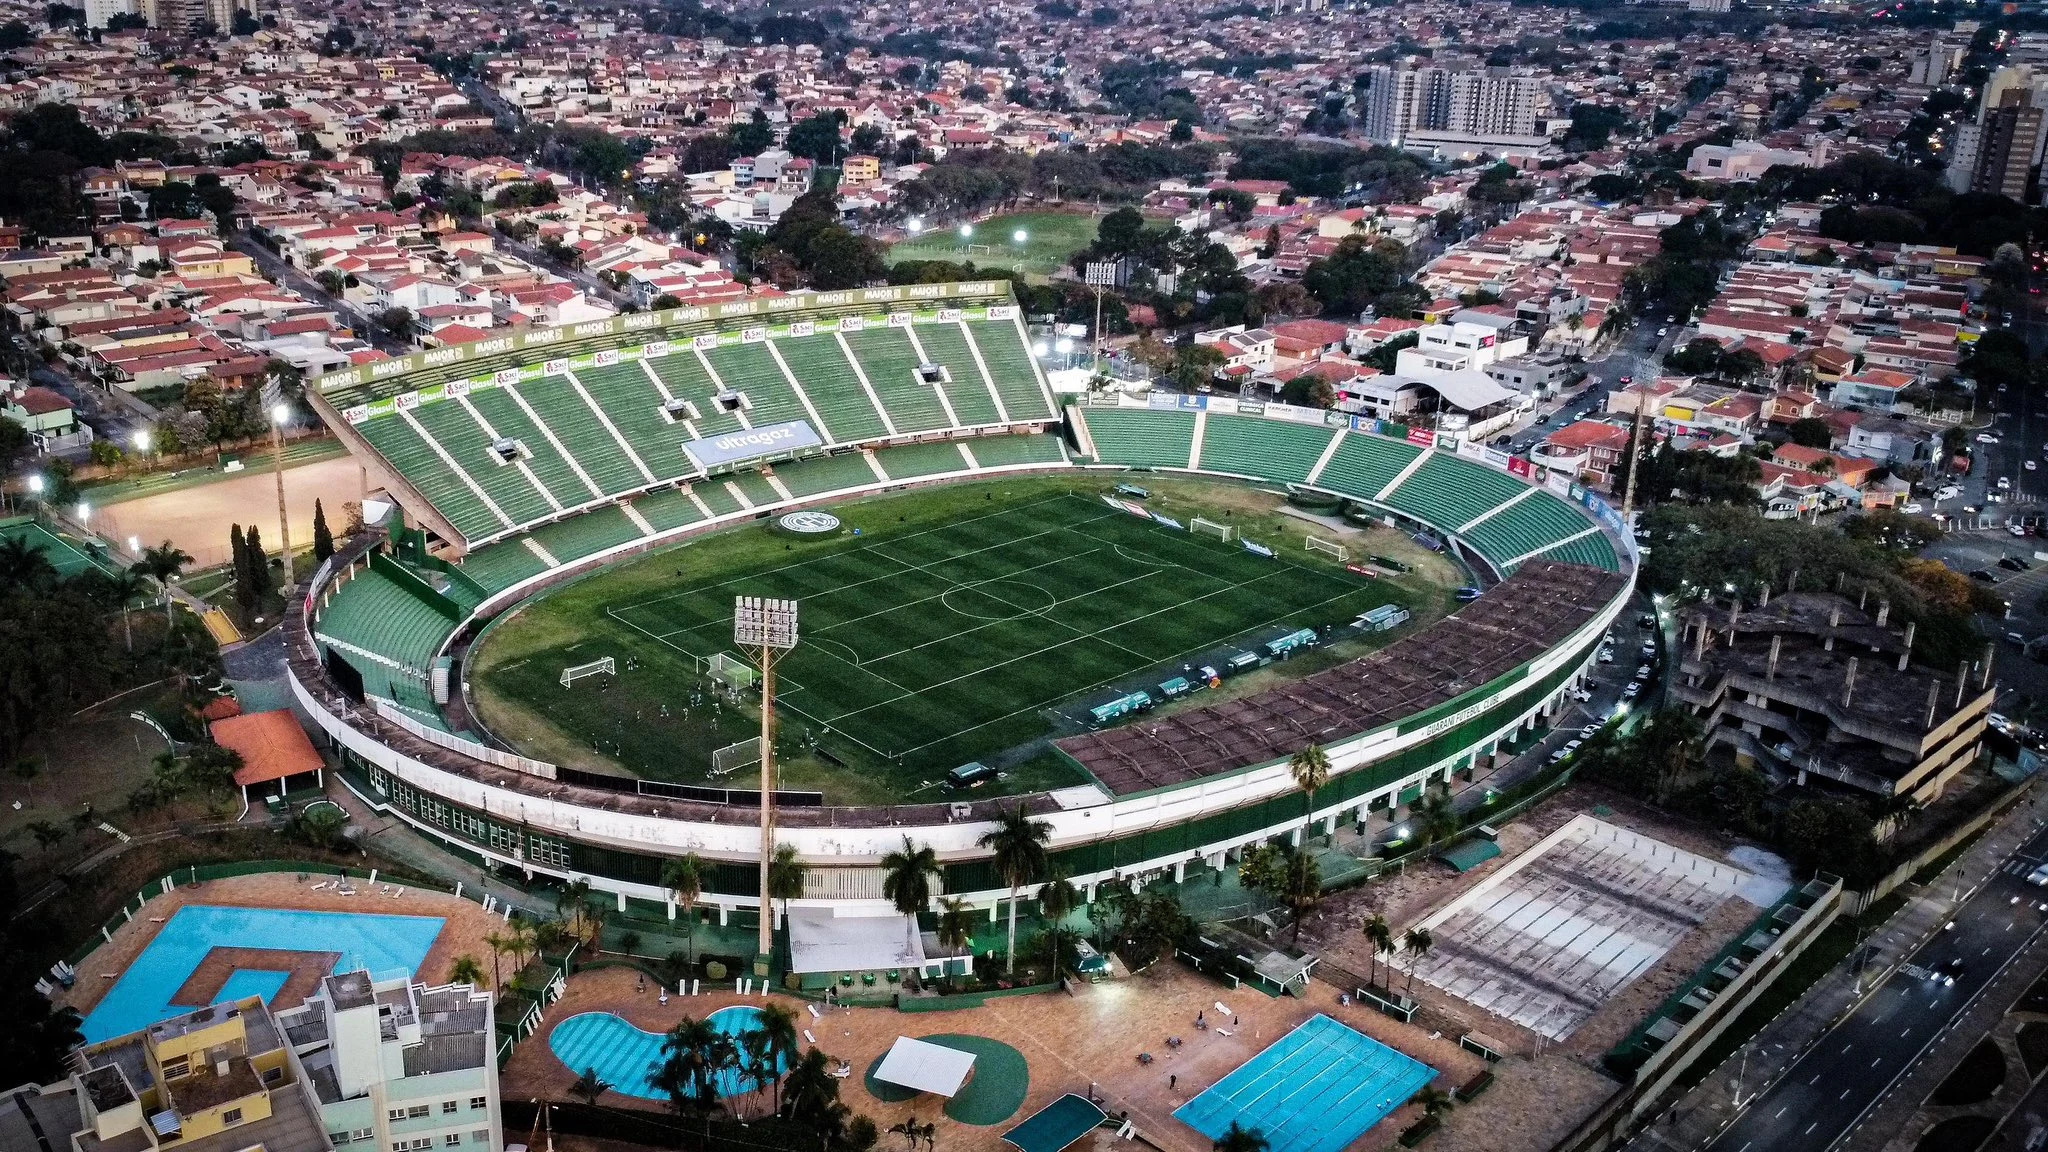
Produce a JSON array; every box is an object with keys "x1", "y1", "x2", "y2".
[
  {"x1": 468, "y1": 478, "x2": 1448, "y2": 804},
  {"x1": 0, "y1": 519, "x2": 118, "y2": 578},
  {"x1": 887, "y1": 212, "x2": 1103, "y2": 278}
]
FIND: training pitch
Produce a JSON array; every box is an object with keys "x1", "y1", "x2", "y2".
[
  {"x1": 886, "y1": 212, "x2": 1103, "y2": 278},
  {"x1": 470, "y1": 482, "x2": 1428, "y2": 801}
]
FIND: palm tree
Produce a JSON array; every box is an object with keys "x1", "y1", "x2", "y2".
[
  {"x1": 105, "y1": 568, "x2": 146, "y2": 652},
  {"x1": 977, "y1": 804, "x2": 1051, "y2": 975},
  {"x1": 0, "y1": 537, "x2": 56, "y2": 588},
  {"x1": 1036, "y1": 865, "x2": 1082, "y2": 978},
  {"x1": 751, "y1": 1001, "x2": 801, "y2": 1112},
  {"x1": 1416, "y1": 785, "x2": 1458, "y2": 849},
  {"x1": 1212, "y1": 1121, "x2": 1270, "y2": 1152},
  {"x1": 653, "y1": 1014, "x2": 738, "y2": 1127},
  {"x1": 1362, "y1": 914, "x2": 1392, "y2": 988},
  {"x1": 1290, "y1": 743, "x2": 1331, "y2": 839},
  {"x1": 448, "y1": 954, "x2": 486, "y2": 989},
  {"x1": 1414, "y1": 1085, "x2": 1454, "y2": 1120},
  {"x1": 1401, "y1": 926, "x2": 1433, "y2": 998},
  {"x1": 880, "y1": 835, "x2": 941, "y2": 916},
  {"x1": 739, "y1": 1029, "x2": 775, "y2": 1117},
  {"x1": 1277, "y1": 847, "x2": 1322, "y2": 944},
  {"x1": 935, "y1": 896, "x2": 974, "y2": 987},
  {"x1": 482, "y1": 930, "x2": 511, "y2": 990},
  {"x1": 568, "y1": 1067, "x2": 610, "y2": 1107},
  {"x1": 662, "y1": 853, "x2": 704, "y2": 964},
  {"x1": 767, "y1": 843, "x2": 807, "y2": 932},
  {"x1": 132, "y1": 541, "x2": 191, "y2": 629}
]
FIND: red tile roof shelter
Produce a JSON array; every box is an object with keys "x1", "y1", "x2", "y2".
[{"x1": 210, "y1": 709, "x2": 324, "y2": 812}]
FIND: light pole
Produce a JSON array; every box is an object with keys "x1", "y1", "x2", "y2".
[
  {"x1": 269, "y1": 403, "x2": 294, "y2": 595},
  {"x1": 132, "y1": 428, "x2": 152, "y2": 471},
  {"x1": 734, "y1": 596, "x2": 798, "y2": 970}
]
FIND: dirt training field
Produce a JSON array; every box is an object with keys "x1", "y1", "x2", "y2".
[{"x1": 92, "y1": 455, "x2": 367, "y2": 568}]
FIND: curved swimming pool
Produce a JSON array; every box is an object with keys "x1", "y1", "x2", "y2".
[{"x1": 547, "y1": 1006, "x2": 784, "y2": 1100}]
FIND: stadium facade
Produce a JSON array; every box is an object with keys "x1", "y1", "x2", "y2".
[{"x1": 288, "y1": 282, "x2": 1636, "y2": 924}]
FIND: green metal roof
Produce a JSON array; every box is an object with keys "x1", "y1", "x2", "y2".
[
  {"x1": 1002, "y1": 1094, "x2": 1107, "y2": 1152},
  {"x1": 1440, "y1": 838, "x2": 1503, "y2": 873}
]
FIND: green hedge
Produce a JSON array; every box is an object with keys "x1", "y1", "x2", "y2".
[{"x1": 1399, "y1": 1115, "x2": 1440, "y2": 1147}]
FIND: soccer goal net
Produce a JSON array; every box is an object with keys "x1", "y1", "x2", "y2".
[
  {"x1": 711, "y1": 737, "x2": 761, "y2": 778},
  {"x1": 1306, "y1": 536, "x2": 1350, "y2": 562},
  {"x1": 709, "y1": 651, "x2": 758, "y2": 691},
  {"x1": 1191, "y1": 517, "x2": 1236, "y2": 543},
  {"x1": 560, "y1": 656, "x2": 616, "y2": 688}
]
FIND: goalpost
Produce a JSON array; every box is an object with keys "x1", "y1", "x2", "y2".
[
  {"x1": 1191, "y1": 517, "x2": 1237, "y2": 543},
  {"x1": 560, "y1": 656, "x2": 616, "y2": 688},
  {"x1": 708, "y1": 651, "x2": 758, "y2": 692},
  {"x1": 1306, "y1": 536, "x2": 1350, "y2": 563}
]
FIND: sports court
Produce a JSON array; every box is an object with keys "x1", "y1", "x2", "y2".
[
  {"x1": 0, "y1": 519, "x2": 118, "y2": 578},
  {"x1": 1172, "y1": 1014, "x2": 1436, "y2": 1152},
  {"x1": 604, "y1": 494, "x2": 1390, "y2": 775},
  {"x1": 1393, "y1": 815, "x2": 1788, "y2": 1041}
]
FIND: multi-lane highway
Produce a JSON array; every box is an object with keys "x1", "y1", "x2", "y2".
[{"x1": 1704, "y1": 813, "x2": 2048, "y2": 1152}]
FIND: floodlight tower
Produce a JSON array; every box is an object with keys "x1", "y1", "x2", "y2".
[{"x1": 734, "y1": 595, "x2": 799, "y2": 966}]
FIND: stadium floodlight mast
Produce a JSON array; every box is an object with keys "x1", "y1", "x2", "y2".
[
  {"x1": 734, "y1": 595, "x2": 799, "y2": 965},
  {"x1": 1012, "y1": 228, "x2": 1028, "y2": 245},
  {"x1": 269, "y1": 402, "x2": 296, "y2": 595}
]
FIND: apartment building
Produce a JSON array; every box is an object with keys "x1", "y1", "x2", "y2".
[{"x1": 1360, "y1": 65, "x2": 1545, "y2": 149}]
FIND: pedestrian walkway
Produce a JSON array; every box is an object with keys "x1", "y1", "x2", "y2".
[{"x1": 1623, "y1": 792, "x2": 2047, "y2": 1152}]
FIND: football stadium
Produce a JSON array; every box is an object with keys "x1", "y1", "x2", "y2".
[{"x1": 289, "y1": 280, "x2": 1634, "y2": 929}]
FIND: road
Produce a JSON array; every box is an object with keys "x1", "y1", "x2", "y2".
[
  {"x1": 230, "y1": 235, "x2": 412, "y2": 355},
  {"x1": 1500, "y1": 318, "x2": 1676, "y2": 455},
  {"x1": 1702, "y1": 811, "x2": 2048, "y2": 1152}
]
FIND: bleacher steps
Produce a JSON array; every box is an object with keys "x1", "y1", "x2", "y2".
[
  {"x1": 458, "y1": 396, "x2": 564, "y2": 512},
  {"x1": 315, "y1": 632, "x2": 416, "y2": 676},
  {"x1": 399, "y1": 409, "x2": 515, "y2": 529},
  {"x1": 620, "y1": 502, "x2": 657, "y2": 537},
  {"x1": 522, "y1": 537, "x2": 561, "y2": 568},
  {"x1": 685, "y1": 486, "x2": 716, "y2": 520},
  {"x1": 724, "y1": 480, "x2": 755, "y2": 509},
  {"x1": 1186, "y1": 410, "x2": 1207, "y2": 470},
  {"x1": 761, "y1": 340, "x2": 835, "y2": 438},
  {"x1": 1513, "y1": 525, "x2": 1600, "y2": 567},
  {"x1": 863, "y1": 449, "x2": 889, "y2": 483},
  {"x1": 833, "y1": 331, "x2": 900, "y2": 437},
  {"x1": 1067, "y1": 406, "x2": 1099, "y2": 461},
  {"x1": 693, "y1": 349, "x2": 753, "y2": 429},
  {"x1": 504, "y1": 383, "x2": 605, "y2": 499},
  {"x1": 998, "y1": 311, "x2": 1060, "y2": 415},
  {"x1": 958, "y1": 442, "x2": 980, "y2": 470},
  {"x1": 954, "y1": 323, "x2": 1012, "y2": 423},
  {"x1": 1460, "y1": 484, "x2": 1537, "y2": 533},
  {"x1": 566, "y1": 371, "x2": 657, "y2": 483},
  {"x1": 1305, "y1": 429, "x2": 1347, "y2": 486},
  {"x1": 763, "y1": 471, "x2": 796, "y2": 503},
  {"x1": 899, "y1": 328, "x2": 965, "y2": 428},
  {"x1": 1378, "y1": 447, "x2": 1433, "y2": 502}
]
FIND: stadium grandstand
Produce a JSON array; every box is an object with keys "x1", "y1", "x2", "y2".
[{"x1": 289, "y1": 282, "x2": 1635, "y2": 927}]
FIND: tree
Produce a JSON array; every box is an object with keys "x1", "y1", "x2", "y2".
[
  {"x1": 751, "y1": 1001, "x2": 802, "y2": 1111},
  {"x1": 1278, "y1": 375, "x2": 1335, "y2": 409},
  {"x1": 311, "y1": 499, "x2": 334, "y2": 562},
  {"x1": 1035, "y1": 865, "x2": 1082, "y2": 977},
  {"x1": 1212, "y1": 1121, "x2": 1270, "y2": 1152},
  {"x1": 662, "y1": 853, "x2": 703, "y2": 964},
  {"x1": 243, "y1": 524, "x2": 270, "y2": 603},
  {"x1": 229, "y1": 8, "x2": 256, "y2": 35},
  {"x1": 785, "y1": 112, "x2": 848, "y2": 164},
  {"x1": 978, "y1": 804, "x2": 1051, "y2": 974},
  {"x1": 1290, "y1": 744, "x2": 1330, "y2": 835},
  {"x1": 230, "y1": 524, "x2": 253, "y2": 613},
  {"x1": 935, "y1": 896, "x2": 973, "y2": 986},
  {"x1": 1362, "y1": 913, "x2": 1393, "y2": 989},
  {"x1": 654, "y1": 1014, "x2": 738, "y2": 1123},
  {"x1": 569, "y1": 1067, "x2": 611, "y2": 1106},
  {"x1": 1415, "y1": 784, "x2": 1458, "y2": 849},
  {"x1": 1400, "y1": 926, "x2": 1433, "y2": 997},
  {"x1": 448, "y1": 954, "x2": 486, "y2": 988},
  {"x1": 0, "y1": 20, "x2": 31, "y2": 48},
  {"x1": 1786, "y1": 417, "x2": 1833, "y2": 449},
  {"x1": 1415, "y1": 1086, "x2": 1454, "y2": 1119},
  {"x1": 132, "y1": 541, "x2": 190, "y2": 629},
  {"x1": 768, "y1": 842, "x2": 808, "y2": 932},
  {"x1": 880, "y1": 835, "x2": 940, "y2": 916},
  {"x1": 1302, "y1": 235, "x2": 1405, "y2": 316}
]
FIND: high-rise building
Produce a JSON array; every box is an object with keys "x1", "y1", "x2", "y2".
[
  {"x1": 1360, "y1": 64, "x2": 1544, "y2": 149},
  {"x1": 1972, "y1": 91, "x2": 2044, "y2": 201},
  {"x1": 82, "y1": 0, "x2": 137, "y2": 28}
]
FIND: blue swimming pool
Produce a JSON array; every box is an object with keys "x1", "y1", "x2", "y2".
[
  {"x1": 81, "y1": 905, "x2": 445, "y2": 1043},
  {"x1": 548, "y1": 1007, "x2": 783, "y2": 1101},
  {"x1": 1173, "y1": 1014, "x2": 1437, "y2": 1152}
]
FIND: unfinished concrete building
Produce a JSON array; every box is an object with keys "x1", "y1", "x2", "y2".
[{"x1": 1670, "y1": 590, "x2": 1992, "y2": 802}]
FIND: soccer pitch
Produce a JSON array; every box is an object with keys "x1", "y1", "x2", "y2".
[
  {"x1": 605, "y1": 493, "x2": 1392, "y2": 778},
  {"x1": 886, "y1": 212, "x2": 1103, "y2": 278}
]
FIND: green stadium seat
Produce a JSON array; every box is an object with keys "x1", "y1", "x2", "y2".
[
  {"x1": 648, "y1": 352, "x2": 747, "y2": 438},
  {"x1": 872, "y1": 440, "x2": 974, "y2": 481},
  {"x1": 692, "y1": 480, "x2": 744, "y2": 517},
  {"x1": 776, "y1": 334, "x2": 891, "y2": 443},
  {"x1": 701, "y1": 343, "x2": 817, "y2": 429},
  {"x1": 314, "y1": 568, "x2": 458, "y2": 675},
  {"x1": 1312, "y1": 432, "x2": 1424, "y2": 502},
  {"x1": 632, "y1": 487, "x2": 709, "y2": 533},
  {"x1": 774, "y1": 451, "x2": 882, "y2": 498},
  {"x1": 408, "y1": 400, "x2": 558, "y2": 525},
  {"x1": 466, "y1": 387, "x2": 599, "y2": 508},
  {"x1": 1080, "y1": 408, "x2": 1195, "y2": 469},
  {"x1": 964, "y1": 319, "x2": 1054, "y2": 420},
  {"x1": 905, "y1": 324, "x2": 1004, "y2": 426},
  {"x1": 842, "y1": 327, "x2": 952, "y2": 433},
  {"x1": 525, "y1": 505, "x2": 648, "y2": 565},
  {"x1": 728, "y1": 470, "x2": 783, "y2": 509},
  {"x1": 1461, "y1": 489, "x2": 1602, "y2": 565},
  {"x1": 966, "y1": 433, "x2": 1068, "y2": 468},
  {"x1": 513, "y1": 374, "x2": 650, "y2": 495},
  {"x1": 355, "y1": 416, "x2": 506, "y2": 542},
  {"x1": 572, "y1": 362, "x2": 697, "y2": 481},
  {"x1": 1383, "y1": 454, "x2": 1527, "y2": 531},
  {"x1": 454, "y1": 539, "x2": 552, "y2": 592},
  {"x1": 1532, "y1": 531, "x2": 1621, "y2": 571},
  {"x1": 1196, "y1": 413, "x2": 1335, "y2": 483}
]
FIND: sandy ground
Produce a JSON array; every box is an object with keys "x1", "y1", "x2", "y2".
[
  {"x1": 505, "y1": 963, "x2": 1489, "y2": 1152},
  {"x1": 92, "y1": 456, "x2": 368, "y2": 568},
  {"x1": 58, "y1": 872, "x2": 508, "y2": 1021}
]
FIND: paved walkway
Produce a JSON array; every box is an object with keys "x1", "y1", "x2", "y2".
[{"x1": 1625, "y1": 791, "x2": 2048, "y2": 1152}]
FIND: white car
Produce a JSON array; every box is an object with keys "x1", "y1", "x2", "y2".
[
  {"x1": 1580, "y1": 724, "x2": 1602, "y2": 738},
  {"x1": 1980, "y1": 432, "x2": 2001, "y2": 444},
  {"x1": 2028, "y1": 461, "x2": 2038, "y2": 472},
  {"x1": 2000, "y1": 476, "x2": 2013, "y2": 490},
  {"x1": 1936, "y1": 486, "x2": 1962, "y2": 500},
  {"x1": 2029, "y1": 863, "x2": 2048, "y2": 887},
  {"x1": 1598, "y1": 649, "x2": 1615, "y2": 663},
  {"x1": 1636, "y1": 664, "x2": 1652, "y2": 677},
  {"x1": 1901, "y1": 502, "x2": 1924, "y2": 513}
]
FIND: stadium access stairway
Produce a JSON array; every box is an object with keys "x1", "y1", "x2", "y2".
[{"x1": 1070, "y1": 403, "x2": 1621, "y2": 576}]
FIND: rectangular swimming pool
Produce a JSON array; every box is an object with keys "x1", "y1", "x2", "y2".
[
  {"x1": 1173, "y1": 1014, "x2": 1436, "y2": 1152},
  {"x1": 81, "y1": 905, "x2": 445, "y2": 1042}
]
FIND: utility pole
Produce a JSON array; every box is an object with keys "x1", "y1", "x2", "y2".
[
  {"x1": 735, "y1": 596, "x2": 799, "y2": 970},
  {"x1": 268, "y1": 402, "x2": 294, "y2": 595},
  {"x1": 1620, "y1": 381, "x2": 1650, "y2": 519}
]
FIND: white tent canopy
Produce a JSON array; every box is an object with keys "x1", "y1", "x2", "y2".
[
  {"x1": 873, "y1": 1036, "x2": 978, "y2": 1098},
  {"x1": 786, "y1": 908, "x2": 928, "y2": 975}
]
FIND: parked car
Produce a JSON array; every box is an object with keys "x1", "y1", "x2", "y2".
[
  {"x1": 1999, "y1": 476, "x2": 2013, "y2": 490},
  {"x1": 1597, "y1": 649, "x2": 1615, "y2": 663},
  {"x1": 2027, "y1": 863, "x2": 2048, "y2": 886},
  {"x1": 2002, "y1": 555, "x2": 2031, "y2": 572},
  {"x1": 1935, "y1": 485, "x2": 1962, "y2": 501},
  {"x1": 1971, "y1": 568, "x2": 2001, "y2": 583},
  {"x1": 1979, "y1": 432, "x2": 2001, "y2": 444},
  {"x1": 1901, "y1": 502, "x2": 1924, "y2": 514},
  {"x1": 1636, "y1": 663, "x2": 1652, "y2": 677}
]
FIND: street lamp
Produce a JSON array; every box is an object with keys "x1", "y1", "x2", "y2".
[
  {"x1": 25, "y1": 474, "x2": 43, "y2": 496},
  {"x1": 907, "y1": 216, "x2": 924, "y2": 234},
  {"x1": 1032, "y1": 341, "x2": 1050, "y2": 357},
  {"x1": 958, "y1": 223, "x2": 974, "y2": 241},
  {"x1": 1012, "y1": 228, "x2": 1028, "y2": 245},
  {"x1": 269, "y1": 403, "x2": 295, "y2": 596}
]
